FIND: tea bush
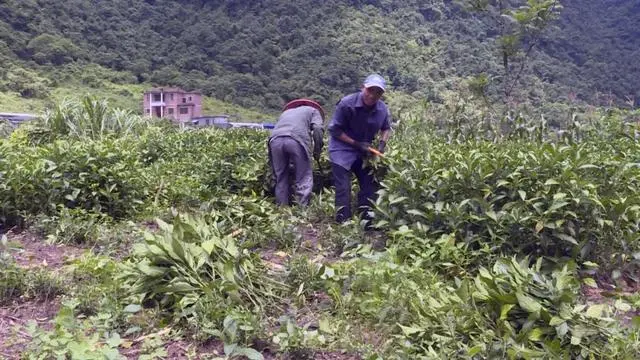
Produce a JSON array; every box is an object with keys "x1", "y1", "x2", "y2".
[
  {"x1": 334, "y1": 253, "x2": 639, "y2": 359},
  {"x1": 0, "y1": 136, "x2": 148, "y2": 225},
  {"x1": 0, "y1": 112, "x2": 278, "y2": 228},
  {"x1": 376, "y1": 116, "x2": 640, "y2": 263},
  {"x1": 138, "y1": 128, "x2": 269, "y2": 205},
  {"x1": 0, "y1": 119, "x2": 15, "y2": 138}
]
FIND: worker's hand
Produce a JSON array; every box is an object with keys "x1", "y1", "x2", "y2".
[
  {"x1": 377, "y1": 140, "x2": 387, "y2": 154},
  {"x1": 353, "y1": 141, "x2": 372, "y2": 155}
]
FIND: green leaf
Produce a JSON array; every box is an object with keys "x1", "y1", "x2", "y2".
[
  {"x1": 106, "y1": 333, "x2": 122, "y2": 347},
  {"x1": 486, "y1": 210, "x2": 498, "y2": 222},
  {"x1": 553, "y1": 192, "x2": 567, "y2": 200},
  {"x1": 123, "y1": 304, "x2": 142, "y2": 313},
  {"x1": 547, "y1": 201, "x2": 569, "y2": 212},
  {"x1": 518, "y1": 190, "x2": 526, "y2": 201},
  {"x1": 516, "y1": 291, "x2": 542, "y2": 314},
  {"x1": 224, "y1": 343, "x2": 237, "y2": 356},
  {"x1": 398, "y1": 324, "x2": 423, "y2": 336},
  {"x1": 528, "y1": 328, "x2": 544, "y2": 341},
  {"x1": 585, "y1": 304, "x2": 606, "y2": 318},
  {"x1": 500, "y1": 304, "x2": 515, "y2": 320},
  {"x1": 236, "y1": 347, "x2": 264, "y2": 360},
  {"x1": 68, "y1": 342, "x2": 91, "y2": 357},
  {"x1": 467, "y1": 345, "x2": 484, "y2": 357},
  {"x1": 201, "y1": 239, "x2": 217, "y2": 254},
  {"x1": 223, "y1": 239, "x2": 239, "y2": 257},
  {"x1": 555, "y1": 233, "x2": 578, "y2": 245},
  {"x1": 390, "y1": 196, "x2": 408, "y2": 205},
  {"x1": 319, "y1": 318, "x2": 332, "y2": 334},
  {"x1": 160, "y1": 282, "x2": 198, "y2": 293},
  {"x1": 582, "y1": 261, "x2": 599, "y2": 269},
  {"x1": 582, "y1": 278, "x2": 597, "y2": 288},
  {"x1": 549, "y1": 317, "x2": 564, "y2": 326},
  {"x1": 478, "y1": 267, "x2": 493, "y2": 280},
  {"x1": 103, "y1": 348, "x2": 122, "y2": 360},
  {"x1": 407, "y1": 209, "x2": 426, "y2": 217},
  {"x1": 535, "y1": 221, "x2": 544, "y2": 233},
  {"x1": 321, "y1": 266, "x2": 335, "y2": 279},
  {"x1": 556, "y1": 322, "x2": 569, "y2": 338},
  {"x1": 614, "y1": 299, "x2": 631, "y2": 312},
  {"x1": 137, "y1": 263, "x2": 166, "y2": 277}
]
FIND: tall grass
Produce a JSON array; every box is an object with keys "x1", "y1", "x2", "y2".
[
  {"x1": 0, "y1": 120, "x2": 15, "y2": 138},
  {"x1": 41, "y1": 96, "x2": 152, "y2": 139}
]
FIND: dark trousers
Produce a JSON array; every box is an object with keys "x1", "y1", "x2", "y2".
[
  {"x1": 332, "y1": 158, "x2": 378, "y2": 223},
  {"x1": 269, "y1": 137, "x2": 313, "y2": 206}
]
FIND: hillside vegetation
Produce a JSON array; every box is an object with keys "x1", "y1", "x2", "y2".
[{"x1": 1, "y1": 0, "x2": 638, "y2": 112}]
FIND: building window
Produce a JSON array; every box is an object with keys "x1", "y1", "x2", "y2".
[
  {"x1": 153, "y1": 94, "x2": 161, "y2": 102},
  {"x1": 182, "y1": 98, "x2": 186, "y2": 103},
  {"x1": 146, "y1": 109, "x2": 150, "y2": 114},
  {"x1": 179, "y1": 107, "x2": 189, "y2": 115},
  {"x1": 188, "y1": 96, "x2": 192, "y2": 102},
  {"x1": 170, "y1": 94, "x2": 174, "y2": 101},
  {"x1": 167, "y1": 108, "x2": 174, "y2": 115}
]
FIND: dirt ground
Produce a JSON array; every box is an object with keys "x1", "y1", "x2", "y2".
[{"x1": 1, "y1": 229, "x2": 363, "y2": 359}]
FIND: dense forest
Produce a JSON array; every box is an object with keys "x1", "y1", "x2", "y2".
[{"x1": 0, "y1": 0, "x2": 638, "y2": 110}]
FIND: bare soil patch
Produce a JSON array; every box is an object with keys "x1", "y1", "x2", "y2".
[
  {"x1": 0, "y1": 298, "x2": 60, "y2": 359},
  {"x1": 581, "y1": 270, "x2": 640, "y2": 327},
  {"x1": 5, "y1": 230, "x2": 84, "y2": 269}
]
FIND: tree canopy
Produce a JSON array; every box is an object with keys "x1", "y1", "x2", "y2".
[{"x1": 0, "y1": 0, "x2": 638, "y2": 109}]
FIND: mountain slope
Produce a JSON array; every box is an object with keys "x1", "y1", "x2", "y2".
[{"x1": 0, "y1": 0, "x2": 638, "y2": 110}]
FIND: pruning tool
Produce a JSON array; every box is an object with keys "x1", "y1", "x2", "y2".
[{"x1": 368, "y1": 147, "x2": 385, "y2": 158}]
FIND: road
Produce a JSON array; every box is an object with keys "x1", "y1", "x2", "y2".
[
  {"x1": 0, "y1": 112, "x2": 273, "y2": 130},
  {"x1": 0, "y1": 112, "x2": 38, "y2": 124}
]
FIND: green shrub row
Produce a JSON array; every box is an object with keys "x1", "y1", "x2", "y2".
[{"x1": 376, "y1": 118, "x2": 640, "y2": 262}]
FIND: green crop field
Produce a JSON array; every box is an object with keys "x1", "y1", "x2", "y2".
[{"x1": 1, "y1": 95, "x2": 639, "y2": 359}]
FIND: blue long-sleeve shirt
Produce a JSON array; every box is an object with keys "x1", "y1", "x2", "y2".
[{"x1": 328, "y1": 92, "x2": 391, "y2": 170}]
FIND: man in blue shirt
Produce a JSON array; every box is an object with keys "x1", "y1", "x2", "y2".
[{"x1": 327, "y1": 74, "x2": 391, "y2": 225}]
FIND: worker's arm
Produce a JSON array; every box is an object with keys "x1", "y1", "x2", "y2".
[
  {"x1": 310, "y1": 109, "x2": 324, "y2": 160},
  {"x1": 377, "y1": 109, "x2": 392, "y2": 153},
  {"x1": 327, "y1": 101, "x2": 348, "y2": 140},
  {"x1": 336, "y1": 132, "x2": 356, "y2": 146},
  {"x1": 380, "y1": 129, "x2": 391, "y2": 142},
  {"x1": 335, "y1": 131, "x2": 371, "y2": 154}
]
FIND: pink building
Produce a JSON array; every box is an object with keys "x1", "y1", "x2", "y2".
[{"x1": 143, "y1": 87, "x2": 202, "y2": 122}]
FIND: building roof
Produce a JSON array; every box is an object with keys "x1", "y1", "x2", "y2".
[
  {"x1": 193, "y1": 115, "x2": 231, "y2": 119},
  {"x1": 145, "y1": 87, "x2": 201, "y2": 95}
]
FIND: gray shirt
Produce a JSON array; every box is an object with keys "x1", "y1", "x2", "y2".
[{"x1": 269, "y1": 105, "x2": 323, "y2": 157}]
